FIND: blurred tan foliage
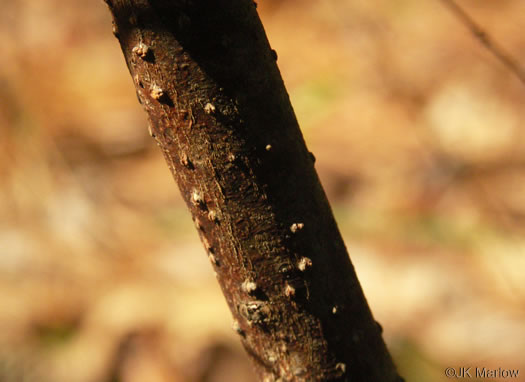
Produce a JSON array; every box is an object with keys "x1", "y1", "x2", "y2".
[{"x1": 1, "y1": 0, "x2": 525, "y2": 381}]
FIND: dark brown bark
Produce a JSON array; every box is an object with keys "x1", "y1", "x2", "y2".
[{"x1": 104, "y1": 1, "x2": 402, "y2": 381}]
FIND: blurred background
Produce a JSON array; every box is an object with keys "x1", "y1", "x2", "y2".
[{"x1": 1, "y1": 0, "x2": 525, "y2": 381}]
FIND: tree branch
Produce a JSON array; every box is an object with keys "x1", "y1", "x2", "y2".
[
  {"x1": 438, "y1": 0, "x2": 525, "y2": 86},
  {"x1": 103, "y1": 0, "x2": 403, "y2": 380}
]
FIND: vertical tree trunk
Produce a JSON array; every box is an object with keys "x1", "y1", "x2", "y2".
[{"x1": 104, "y1": 1, "x2": 402, "y2": 381}]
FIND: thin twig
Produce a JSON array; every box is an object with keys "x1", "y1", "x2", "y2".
[{"x1": 438, "y1": 0, "x2": 525, "y2": 86}]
